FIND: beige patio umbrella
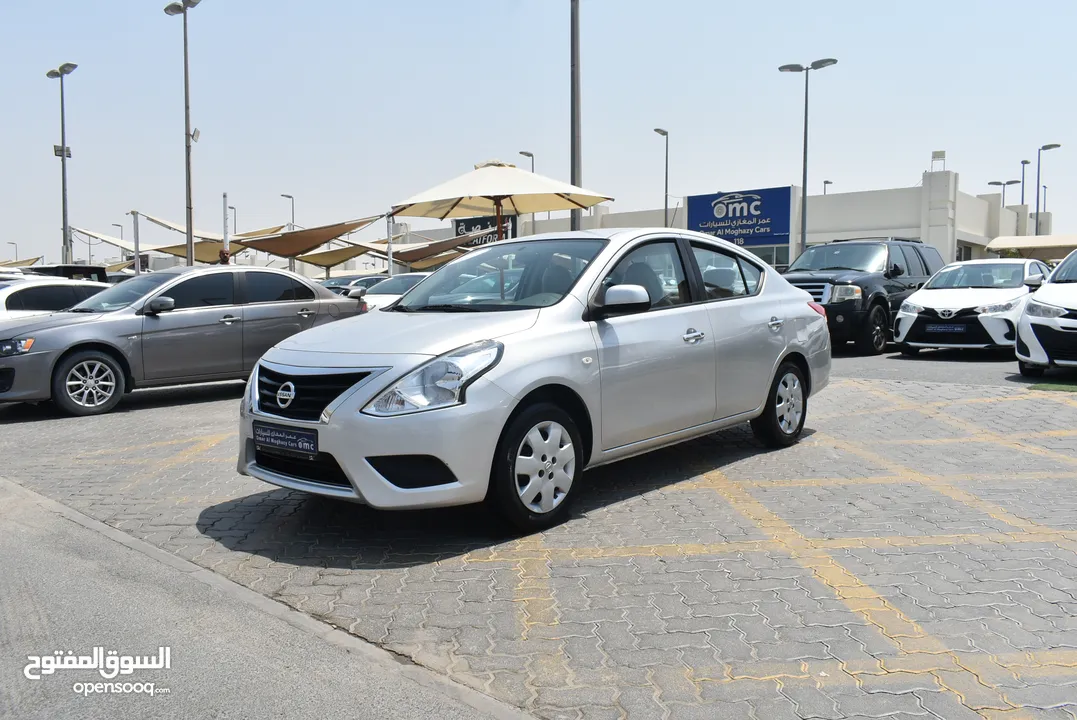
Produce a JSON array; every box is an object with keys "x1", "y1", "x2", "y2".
[{"x1": 391, "y1": 160, "x2": 613, "y2": 241}]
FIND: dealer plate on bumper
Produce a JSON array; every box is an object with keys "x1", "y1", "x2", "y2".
[
  {"x1": 926, "y1": 323, "x2": 965, "y2": 333},
  {"x1": 253, "y1": 421, "x2": 318, "y2": 461}
]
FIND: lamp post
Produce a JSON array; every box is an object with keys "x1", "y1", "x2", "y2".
[
  {"x1": 46, "y1": 62, "x2": 77, "y2": 265},
  {"x1": 228, "y1": 205, "x2": 236, "y2": 233},
  {"x1": 1043, "y1": 185, "x2": 1048, "y2": 213},
  {"x1": 823, "y1": 180, "x2": 832, "y2": 195},
  {"x1": 164, "y1": 0, "x2": 201, "y2": 266},
  {"x1": 779, "y1": 58, "x2": 838, "y2": 259},
  {"x1": 653, "y1": 128, "x2": 669, "y2": 227},
  {"x1": 281, "y1": 194, "x2": 295, "y2": 270},
  {"x1": 1020, "y1": 160, "x2": 1030, "y2": 205},
  {"x1": 569, "y1": 0, "x2": 582, "y2": 231},
  {"x1": 987, "y1": 180, "x2": 1020, "y2": 209},
  {"x1": 1035, "y1": 143, "x2": 1060, "y2": 235},
  {"x1": 519, "y1": 150, "x2": 539, "y2": 233},
  {"x1": 7, "y1": 242, "x2": 17, "y2": 261}
]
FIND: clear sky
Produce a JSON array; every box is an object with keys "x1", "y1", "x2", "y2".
[{"x1": 1, "y1": 0, "x2": 1072, "y2": 262}]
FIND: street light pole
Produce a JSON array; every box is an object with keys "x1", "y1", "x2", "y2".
[
  {"x1": 164, "y1": 0, "x2": 201, "y2": 266},
  {"x1": 654, "y1": 129, "x2": 669, "y2": 227},
  {"x1": 7, "y1": 242, "x2": 17, "y2": 261},
  {"x1": 519, "y1": 151, "x2": 537, "y2": 233},
  {"x1": 1035, "y1": 143, "x2": 1060, "y2": 236},
  {"x1": 228, "y1": 205, "x2": 236, "y2": 233},
  {"x1": 46, "y1": 62, "x2": 77, "y2": 265},
  {"x1": 779, "y1": 58, "x2": 837, "y2": 260},
  {"x1": 129, "y1": 210, "x2": 142, "y2": 275},
  {"x1": 1020, "y1": 160, "x2": 1030, "y2": 205},
  {"x1": 1043, "y1": 185, "x2": 1048, "y2": 213},
  {"x1": 569, "y1": 0, "x2": 582, "y2": 231},
  {"x1": 823, "y1": 180, "x2": 832, "y2": 195},
  {"x1": 988, "y1": 180, "x2": 1020, "y2": 209},
  {"x1": 281, "y1": 193, "x2": 295, "y2": 270}
]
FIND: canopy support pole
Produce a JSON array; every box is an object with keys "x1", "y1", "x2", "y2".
[{"x1": 496, "y1": 199, "x2": 504, "y2": 242}]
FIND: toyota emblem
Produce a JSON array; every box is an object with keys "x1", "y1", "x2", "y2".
[
  {"x1": 939, "y1": 309, "x2": 954, "y2": 319},
  {"x1": 276, "y1": 382, "x2": 296, "y2": 409}
]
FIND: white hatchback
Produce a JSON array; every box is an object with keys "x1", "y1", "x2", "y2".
[
  {"x1": 0, "y1": 278, "x2": 109, "y2": 321},
  {"x1": 893, "y1": 258, "x2": 1049, "y2": 354},
  {"x1": 1016, "y1": 250, "x2": 1077, "y2": 377}
]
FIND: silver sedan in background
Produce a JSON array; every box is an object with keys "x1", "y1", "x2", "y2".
[
  {"x1": 238, "y1": 229, "x2": 831, "y2": 531},
  {"x1": 0, "y1": 265, "x2": 364, "y2": 416}
]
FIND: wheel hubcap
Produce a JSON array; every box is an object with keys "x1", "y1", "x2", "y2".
[
  {"x1": 66, "y1": 361, "x2": 116, "y2": 408},
  {"x1": 515, "y1": 420, "x2": 575, "y2": 514},
  {"x1": 775, "y1": 372, "x2": 804, "y2": 435},
  {"x1": 873, "y1": 316, "x2": 886, "y2": 350}
]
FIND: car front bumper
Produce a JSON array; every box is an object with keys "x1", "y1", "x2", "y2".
[
  {"x1": 893, "y1": 309, "x2": 1019, "y2": 349},
  {"x1": 0, "y1": 349, "x2": 60, "y2": 402},
  {"x1": 237, "y1": 360, "x2": 518, "y2": 510},
  {"x1": 821, "y1": 301, "x2": 866, "y2": 342},
  {"x1": 1016, "y1": 313, "x2": 1077, "y2": 367}
]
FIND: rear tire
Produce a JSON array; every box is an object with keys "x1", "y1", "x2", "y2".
[
  {"x1": 487, "y1": 403, "x2": 583, "y2": 533},
  {"x1": 751, "y1": 362, "x2": 807, "y2": 448},
  {"x1": 51, "y1": 350, "x2": 126, "y2": 417},
  {"x1": 855, "y1": 304, "x2": 889, "y2": 355},
  {"x1": 1018, "y1": 360, "x2": 1045, "y2": 378}
]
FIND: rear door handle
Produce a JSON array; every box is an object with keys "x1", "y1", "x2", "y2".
[
  {"x1": 218, "y1": 315, "x2": 240, "y2": 325},
  {"x1": 682, "y1": 328, "x2": 706, "y2": 344},
  {"x1": 767, "y1": 317, "x2": 784, "y2": 330},
  {"x1": 296, "y1": 309, "x2": 315, "y2": 317}
]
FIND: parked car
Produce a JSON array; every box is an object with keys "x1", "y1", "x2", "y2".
[
  {"x1": 1015, "y1": 249, "x2": 1077, "y2": 377},
  {"x1": 893, "y1": 258, "x2": 1048, "y2": 354},
  {"x1": 25, "y1": 264, "x2": 109, "y2": 284},
  {"x1": 782, "y1": 238, "x2": 945, "y2": 354},
  {"x1": 237, "y1": 229, "x2": 831, "y2": 531},
  {"x1": 361, "y1": 272, "x2": 432, "y2": 310},
  {"x1": 321, "y1": 274, "x2": 388, "y2": 295},
  {"x1": 0, "y1": 278, "x2": 109, "y2": 321},
  {"x1": 0, "y1": 266, "x2": 364, "y2": 416}
]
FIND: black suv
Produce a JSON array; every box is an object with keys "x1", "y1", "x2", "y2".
[{"x1": 782, "y1": 238, "x2": 945, "y2": 354}]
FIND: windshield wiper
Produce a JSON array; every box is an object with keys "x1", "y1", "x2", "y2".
[
  {"x1": 1052, "y1": 278, "x2": 1077, "y2": 283},
  {"x1": 67, "y1": 308, "x2": 101, "y2": 313},
  {"x1": 403, "y1": 304, "x2": 482, "y2": 312},
  {"x1": 817, "y1": 266, "x2": 858, "y2": 271}
]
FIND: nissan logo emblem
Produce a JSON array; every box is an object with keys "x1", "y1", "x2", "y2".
[{"x1": 276, "y1": 382, "x2": 296, "y2": 409}]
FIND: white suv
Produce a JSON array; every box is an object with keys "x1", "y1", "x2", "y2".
[{"x1": 1016, "y1": 249, "x2": 1077, "y2": 377}]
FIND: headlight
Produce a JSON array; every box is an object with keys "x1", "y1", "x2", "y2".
[
  {"x1": 0, "y1": 338, "x2": 35, "y2": 357},
  {"x1": 1026, "y1": 300, "x2": 1067, "y2": 318},
  {"x1": 831, "y1": 285, "x2": 862, "y2": 302},
  {"x1": 363, "y1": 340, "x2": 503, "y2": 417},
  {"x1": 240, "y1": 368, "x2": 256, "y2": 416},
  {"x1": 976, "y1": 298, "x2": 1020, "y2": 314},
  {"x1": 900, "y1": 301, "x2": 923, "y2": 314}
]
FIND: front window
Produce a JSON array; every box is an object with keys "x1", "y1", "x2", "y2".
[
  {"x1": 925, "y1": 263, "x2": 1027, "y2": 289},
  {"x1": 367, "y1": 275, "x2": 427, "y2": 295},
  {"x1": 397, "y1": 239, "x2": 605, "y2": 312},
  {"x1": 787, "y1": 244, "x2": 888, "y2": 273},
  {"x1": 601, "y1": 241, "x2": 687, "y2": 308},
  {"x1": 69, "y1": 273, "x2": 173, "y2": 313},
  {"x1": 1052, "y1": 252, "x2": 1077, "y2": 284}
]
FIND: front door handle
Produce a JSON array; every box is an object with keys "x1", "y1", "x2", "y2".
[
  {"x1": 218, "y1": 315, "x2": 241, "y2": 325},
  {"x1": 767, "y1": 317, "x2": 784, "y2": 330},
  {"x1": 682, "y1": 328, "x2": 706, "y2": 344},
  {"x1": 296, "y1": 309, "x2": 315, "y2": 318}
]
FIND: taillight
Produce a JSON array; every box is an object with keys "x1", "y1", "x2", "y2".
[
  {"x1": 359, "y1": 301, "x2": 369, "y2": 313},
  {"x1": 808, "y1": 301, "x2": 826, "y2": 317}
]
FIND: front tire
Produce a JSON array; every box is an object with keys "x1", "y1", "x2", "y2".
[
  {"x1": 751, "y1": 362, "x2": 807, "y2": 448},
  {"x1": 1018, "y1": 360, "x2": 1045, "y2": 378},
  {"x1": 51, "y1": 350, "x2": 126, "y2": 417},
  {"x1": 855, "y1": 304, "x2": 889, "y2": 355},
  {"x1": 487, "y1": 403, "x2": 583, "y2": 533},
  {"x1": 899, "y1": 344, "x2": 920, "y2": 356}
]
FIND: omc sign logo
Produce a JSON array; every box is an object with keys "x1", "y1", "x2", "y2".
[{"x1": 711, "y1": 193, "x2": 763, "y2": 220}]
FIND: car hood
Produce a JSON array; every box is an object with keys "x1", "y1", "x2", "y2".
[
  {"x1": 363, "y1": 293, "x2": 402, "y2": 309},
  {"x1": 907, "y1": 286, "x2": 1028, "y2": 309},
  {"x1": 271, "y1": 307, "x2": 541, "y2": 357},
  {"x1": 0, "y1": 311, "x2": 105, "y2": 338},
  {"x1": 1032, "y1": 283, "x2": 1077, "y2": 311},
  {"x1": 782, "y1": 269, "x2": 871, "y2": 284}
]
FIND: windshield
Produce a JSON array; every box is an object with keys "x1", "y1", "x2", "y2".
[
  {"x1": 1052, "y1": 251, "x2": 1077, "y2": 283},
  {"x1": 367, "y1": 275, "x2": 427, "y2": 295},
  {"x1": 397, "y1": 239, "x2": 606, "y2": 312},
  {"x1": 925, "y1": 263, "x2": 1026, "y2": 289},
  {"x1": 787, "y1": 244, "x2": 888, "y2": 273},
  {"x1": 70, "y1": 273, "x2": 173, "y2": 312}
]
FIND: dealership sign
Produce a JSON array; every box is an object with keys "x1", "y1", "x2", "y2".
[
  {"x1": 452, "y1": 215, "x2": 518, "y2": 246},
  {"x1": 687, "y1": 186, "x2": 792, "y2": 246}
]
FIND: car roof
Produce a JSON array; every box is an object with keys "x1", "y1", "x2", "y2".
[
  {"x1": 0, "y1": 277, "x2": 108, "y2": 287},
  {"x1": 947, "y1": 258, "x2": 1029, "y2": 265}
]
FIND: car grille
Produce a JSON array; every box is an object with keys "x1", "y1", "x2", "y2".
[
  {"x1": 1064, "y1": 309, "x2": 1077, "y2": 321},
  {"x1": 789, "y1": 282, "x2": 830, "y2": 303},
  {"x1": 0, "y1": 368, "x2": 13, "y2": 394},
  {"x1": 920, "y1": 307, "x2": 979, "y2": 319},
  {"x1": 256, "y1": 366, "x2": 370, "y2": 422},
  {"x1": 904, "y1": 315, "x2": 994, "y2": 346},
  {"x1": 254, "y1": 449, "x2": 352, "y2": 488},
  {"x1": 1031, "y1": 325, "x2": 1077, "y2": 362}
]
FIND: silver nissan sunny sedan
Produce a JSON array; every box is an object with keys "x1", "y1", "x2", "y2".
[{"x1": 238, "y1": 229, "x2": 831, "y2": 531}]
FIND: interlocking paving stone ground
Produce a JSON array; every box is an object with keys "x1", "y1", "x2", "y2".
[{"x1": 3, "y1": 378, "x2": 1077, "y2": 718}]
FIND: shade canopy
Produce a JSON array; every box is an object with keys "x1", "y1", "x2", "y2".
[
  {"x1": 409, "y1": 250, "x2": 466, "y2": 270},
  {"x1": 139, "y1": 212, "x2": 284, "y2": 242},
  {"x1": 106, "y1": 260, "x2": 135, "y2": 272},
  {"x1": 72, "y1": 227, "x2": 165, "y2": 254},
  {"x1": 153, "y1": 239, "x2": 239, "y2": 264},
  {"x1": 238, "y1": 217, "x2": 380, "y2": 258},
  {"x1": 986, "y1": 235, "x2": 1077, "y2": 259},
  {"x1": 0, "y1": 257, "x2": 42, "y2": 268},
  {"x1": 392, "y1": 160, "x2": 613, "y2": 220},
  {"x1": 295, "y1": 244, "x2": 376, "y2": 269}
]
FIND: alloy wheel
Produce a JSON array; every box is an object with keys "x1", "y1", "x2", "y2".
[
  {"x1": 66, "y1": 360, "x2": 117, "y2": 409},
  {"x1": 774, "y1": 372, "x2": 804, "y2": 435},
  {"x1": 872, "y1": 314, "x2": 887, "y2": 352},
  {"x1": 515, "y1": 420, "x2": 575, "y2": 514}
]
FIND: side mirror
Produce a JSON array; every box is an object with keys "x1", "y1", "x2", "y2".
[
  {"x1": 594, "y1": 284, "x2": 651, "y2": 319},
  {"x1": 342, "y1": 286, "x2": 367, "y2": 299},
  {"x1": 1024, "y1": 273, "x2": 1044, "y2": 289},
  {"x1": 888, "y1": 264, "x2": 905, "y2": 278},
  {"x1": 145, "y1": 296, "x2": 175, "y2": 314}
]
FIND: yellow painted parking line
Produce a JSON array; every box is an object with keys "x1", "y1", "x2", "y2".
[
  {"x1": 76, "y1": 433, "x2": 235, "y2": 458},
  {"x1": 115, "y1": 433, "x2": 235, "y2": 493},
  {"x1": 511, "y1": 535, "x2": 557, "y2": 640},
  {"x1": 733, "y1": 470, "x2": 1075, "y2": 488}
]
